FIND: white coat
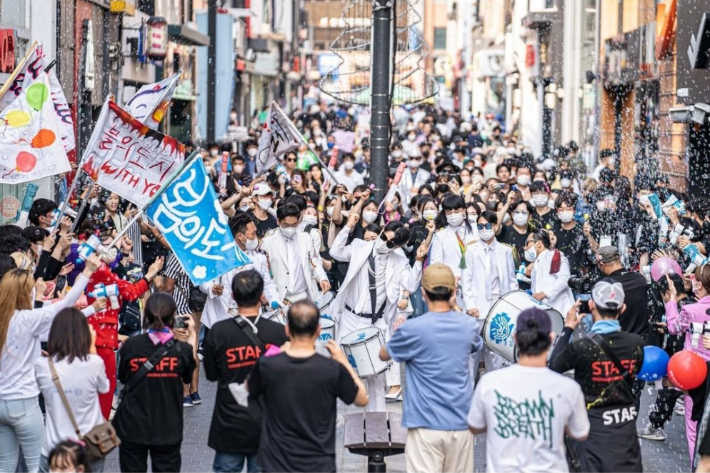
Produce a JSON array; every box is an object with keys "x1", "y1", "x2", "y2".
[
  {"x1": 260, "y1": 229, "x2": 328, "y2": 302},
  {"x1": 399, "y1": 168, "x2": 431, "y2": 213},
  {"x1": 461, "y1": 240, "x2": 518, "y2": 317},
  {"x1": 329, "y1": 226, "x2": 422, "y2": 340},
  {"x1": 429, "y1": 225, "x2": 478, "y2": 307},
  {"x1": 530, "y1": 249, "x2": 575, "y2": 316},
  {"x1": 199, "y1": 250, "x2": 279, "y2": 329}
]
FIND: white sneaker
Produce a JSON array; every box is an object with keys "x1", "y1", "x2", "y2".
[
  {"x1": 675, "y1": 400, "x2": 685, "y2": 416},
  {"x1": 637, "y1": 424, "x2": 666, "y2": 441}
]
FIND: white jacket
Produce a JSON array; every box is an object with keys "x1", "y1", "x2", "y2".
[
  {"x1": 330, "y1": 226, "x2": 422, "y2": 336},
  {"x1": 399, "y1": 168, "x2": 431, "y2": 213},
  {"x1": 530, "y1": 249, "x2": 575, "y2": 316},
  {"x1": 461, "y1": 240, "x2": 518, "y2": 316},
  {"x1": 429, "y1": 226, "x2": 479, "y2": 279},
  {"x1": 260, "y1": 229, "x2": 328, "y2": 302}
]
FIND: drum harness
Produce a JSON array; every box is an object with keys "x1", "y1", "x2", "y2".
[{"x1": 345, "y1": 252, "x2": 386, "y2": 325}]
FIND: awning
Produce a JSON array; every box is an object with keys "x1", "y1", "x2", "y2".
[
  {"x1": 168, "y1": 24, "x2": 210, "y2": 47},
  {"x1": 522, "y1": 9, "x2": 560, "y2": 29}
]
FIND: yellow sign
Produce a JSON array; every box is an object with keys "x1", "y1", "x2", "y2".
[{"x1": 110, "y1": 0, "x2": 135, "y2": 15}]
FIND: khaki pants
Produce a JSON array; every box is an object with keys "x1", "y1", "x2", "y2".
[{"x1": 405, "y1": 428, "x2": 474, "y2": 473}]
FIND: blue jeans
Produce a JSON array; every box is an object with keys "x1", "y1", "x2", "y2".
[
  {"x1": 410, "y1": 287, "x2": 427, "y2": 318},
  {"x1": 213, "y1": 452, "x2": 261, "y2": 473},
  {"x1": 0, "y1": 397, "x2": 44, "y2": 473}
]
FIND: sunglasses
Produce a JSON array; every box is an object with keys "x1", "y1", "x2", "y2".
[
  {"x1": 379, "y1": 232, "x2": 398, "y2": 249},
  {"x1": 285, "y1": 158, "x2": 296, "y2": 163},
  {"x1": 477, "y1": 223, "x2": 493, "y2": 230}
]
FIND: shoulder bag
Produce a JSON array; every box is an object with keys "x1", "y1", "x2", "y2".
[{"x1": 48, "y1": 357, "x2": 121, "y2": 462}]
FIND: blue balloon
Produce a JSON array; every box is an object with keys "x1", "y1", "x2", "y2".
[{"x1": 638, "y1": 346, "x2": 670, "y2": 381}]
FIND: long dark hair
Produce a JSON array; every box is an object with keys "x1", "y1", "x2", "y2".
[
  {"x1": 47, "y1": 308, "x2": 92, "y2": 363},
  {"x1": 144, "y1": 292, "x2": 176, "y2": 330}
]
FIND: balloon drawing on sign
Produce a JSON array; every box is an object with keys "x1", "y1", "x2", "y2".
[
  {"x1": 31, "y1": 129, "x2": 56, "y2": 148},
  {"x1": 25, "y1": 82, "x2": 49, "y2": 111},
  {"x1": 5, "y1": 110, "x2": 31, "y2": 128},
  {"x1": 16, "y1": 152, "x2": 37, "y2": 173}
]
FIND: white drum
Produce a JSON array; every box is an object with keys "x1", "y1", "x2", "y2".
[
  {"x1": 340, "y1": 326, "x2": 391, "y2": 378},
  {"x1": 315, "y1": 316, "x2": 336, "y2": 355},
  {"x1": 315, "y1": 291, "x2": 335, "y2": 319},
  {"x1": 262, "y1": 309, "x2": 286, "y2": 325},
  {"x1": 482, "y1": 290, "x2": 564, "y2": 363}
]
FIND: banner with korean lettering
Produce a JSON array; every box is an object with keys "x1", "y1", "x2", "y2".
[
  {"x1": 256, "y1": 102, "x2": 300, "y2": 174},
  {"x1": 125, "y1": 72, "x2": 180, "y2": 130},
  {"x1": 145, "y1": 156, "x2": 252, "y2": 285},
  {"x1": 0, "y1": 43, "x2": 76, "y2": 157},
  {"x1": 0, "y1": 73, "x2": 71, "y2": 184},
  {"x1": 81, "y1": 100, "x2": 185, "y2": 208}
]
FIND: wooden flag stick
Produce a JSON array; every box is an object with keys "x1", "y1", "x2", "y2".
[{"x1": 0, "y1": 41, "x2": 38, "y2": 104}]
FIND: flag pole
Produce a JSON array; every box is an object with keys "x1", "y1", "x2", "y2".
[
  {"x1": 0, "y1": 41, "x2": 38, "y2": 103},
  {"x1": 106, "y1": 211, "x2": 144, "y2": 249}
]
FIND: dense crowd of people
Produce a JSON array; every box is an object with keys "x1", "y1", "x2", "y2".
[{"x1": 2, "y1": 101, "x2": 710, "y2": 473}]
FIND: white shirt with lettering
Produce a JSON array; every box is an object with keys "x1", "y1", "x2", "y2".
[{"x1": 468, "y1": 364, "x2": 589, "y2": 473}]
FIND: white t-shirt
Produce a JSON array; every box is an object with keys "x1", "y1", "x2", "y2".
[
  {"x1": 333, "y1": 169, "x2": 364, "y2": 192},
  {"x1": 34, "y1": 354, "x2": 110, "y2": 456},
  {"x1": 468, "y1": 364, "x2": 589, "y2": 473}
]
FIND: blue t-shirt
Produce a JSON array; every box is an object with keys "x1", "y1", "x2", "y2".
[{"x1": 386, "y1": 310, "x2": 483, "y2": 430}]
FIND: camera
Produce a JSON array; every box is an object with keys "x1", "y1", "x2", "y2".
[
  {"x1": 690, "y1": 321, "x2": 710, "y2": 349},
  {"x1": 568, "y1": 275, "x2": 593, "y2": 313}
]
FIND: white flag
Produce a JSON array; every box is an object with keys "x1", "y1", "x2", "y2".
[
  {"x1": 125, "y1": 72, "x2": 180, "y2": 130},
  {"x1": 256, "y1": 102, "x2": 300, "y2": 174}
]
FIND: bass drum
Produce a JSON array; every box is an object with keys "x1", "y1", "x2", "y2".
[{"x1": 482, "y1": 290, "x2": 564, "y2": 363}]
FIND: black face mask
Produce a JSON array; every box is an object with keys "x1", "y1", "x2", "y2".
[{"x1": 437, "y1": 184, "x2": 450, "y2": 194}]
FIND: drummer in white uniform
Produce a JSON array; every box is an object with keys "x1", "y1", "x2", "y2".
[
  {"x1": 200, "y1": 212, "x2": 280, "y2": 332},
  {"x1": 330, "y1": 213, "x2": 425, "y2": 412},
  {"x1": 461, "y1": 210, "x2": 518, "y2": 371}
]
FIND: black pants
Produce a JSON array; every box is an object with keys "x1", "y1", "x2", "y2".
[
  {"x1": 119, "y1": 441, "x2": 182, "y2": 472},
  {"x1": 649, "y1": 387, "x2": 683, "y2": 429}
]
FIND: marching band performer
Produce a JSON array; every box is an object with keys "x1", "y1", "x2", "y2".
[
  {"x1": 525, "y1": 229, "x2": 575, "y2": 316},
  {"x1": 329, "y1": 213, "x2": 425, "y2": 412}
]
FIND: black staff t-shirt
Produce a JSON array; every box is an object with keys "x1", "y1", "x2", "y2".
[
  {"x1": 113, "y1": 334, "x2": 196, "y2": 446},
  {"x1": 202, "y1": 316, "x2": 288, "y2": 453},
  {"x1": 248, "y1": 353, "x2": 359, "y2": 473}
]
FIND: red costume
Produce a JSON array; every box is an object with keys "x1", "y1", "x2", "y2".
[{"x1": 86, "y1": 263, "x2": 149, "y2": 419}]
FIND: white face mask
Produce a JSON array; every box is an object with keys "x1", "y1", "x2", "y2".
[
  {"x1": 408, "y1": 160, "x2": 420, "y2": 168},
  {"x1": 516, "y1": 175, "x2": 531, "y2": 186},
  {"x1": 326, "y1": 207, "x2": 334, "y2": 217},
  {"x1": 467, "y1": 213, "x2": 478, "y2": 224},
  {"x1": 560, "y1": 178, "x2": 572, "y2": 188},
  {"x1": 596, "y1": 201, "x2": 606, "y2": 212},
  {"x1": 280, "y1": 226, "x2": 297, "y2": 239},
  {"x1": 244, "y1": 236, "x2": 259, "y2": 251},
  {"x1": 375, "y1": 238, "x2": 391, "y2": 254},
  {"x1": 391, "y1": 150, "x2": 402, "y2": 159},
  {"x1": 461, "y1": 176, "x2": 472, "y2": 185},
  {"x1": 239, "y1": 205, "x2": 250, "y2": 213},
  {"x1": 343, "y1": 161, "x2": 354, "y2": 171},
  {"x1": 247, "y1": 148, "x2": 257, "y2": 157},
  {"x1": 407, "y1": 134, "x2": 416, "y2": 141},
  {"x1": 362, "y1": 211, "x2": 378, "y2": 224},
  {"x1": 258, "y1": 199, "x2": 273, "y2": 210},
  {"x1": 607, "y1": 157, "x2": 616, "y2": 167},
  {"x1": 502, "y1": 213, "x2": 511, "y2": 224},
  {"x1": 525, "y1": 246, "x2": 538, "y2": 262},
  {"x1": 302, "y1": 215, "x2": 318, "y2": 227},
  {"x1": 558, "y1": 211, "x2": 574, "y2": 223},
  {"x1": 513, "y1": 212, "x2": 528, "y2": 227},
  {"x1": 532, "y1": 195, "x2": 549, "y2": 207},
  {"x1": 422, "y1": 209, "x2": 438, "y2": 221},
  {"x1": 355, "y1": 150, "x2": 364, "y2": 159},
  {"x1": 210, "y1": 149, "x2": 219, "y2": 156},
  {"x1": 639, "y1": 195, "x2": 651, "y2": 205},
  {"x1": 447, "y1": 213, "x2": 464, "y2": 227},
  {"x1": 479, "y1": 229, "x2": 495, "y2": 241}
]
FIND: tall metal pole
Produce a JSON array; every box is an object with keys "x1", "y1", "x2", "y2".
[
  {"x1": 370, "y1": 0, "x2": 393, "y2": 203},
  {"x1": 207, "y1": 0, "x2": 217, "y2": 142}
]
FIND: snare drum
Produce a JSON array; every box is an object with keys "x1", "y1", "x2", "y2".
[
  {"x1": 482, "y1": 290, "x2": 564, "y2": 363},
  {"x1": 315, "y1": 316, "x2": 336, "y2": 355},
  {"x1": 262, "y1": 309, "x2": 287, "y2": 325},
  {"x1": 340, "y1": 327, "x2": 391, "y2": 378},
  {"x1": 314, "y1": 291, "x2": 335, "y2": 319}
]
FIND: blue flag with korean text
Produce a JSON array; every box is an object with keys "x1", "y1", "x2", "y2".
[{"x1": 145, "y1": 157, "x2": 251, "y2": 285}]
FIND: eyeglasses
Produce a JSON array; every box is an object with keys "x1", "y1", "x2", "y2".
[{"x1": 477, "y1": 223, "x2": 493, "y2": 230}]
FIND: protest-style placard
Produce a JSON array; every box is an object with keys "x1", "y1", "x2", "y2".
[
  {"x1": 256, "y1": 102, "x2": 300, "y2": 174},
  {"x1": 125, "y1": 72, "x2": 180, "y2": 130},
  {"x1": 145, "y1": 156, "x2": 252, "y2": 285},
  {"x1": 81, "y1": 100, "x2": 185, "y2": 208}
]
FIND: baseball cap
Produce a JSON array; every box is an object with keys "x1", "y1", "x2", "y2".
[
  {"x1": 592, "y1": 279, "x2": 625, "y2": 310},
  {"x1": 252, "y1": 183, "x2": 275, "y2": 197},
  {"x1": 596, "y1": 246, "x2": 620, "y2": 264},
  {"x1": 517, "y1": 308, "x2": 552, "y2": 334},
  {"x1": 421, "y1": 263, "x2": 456, "y2": 292}
]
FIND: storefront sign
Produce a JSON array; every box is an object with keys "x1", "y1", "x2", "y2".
[
  {"x1": 0, "y1": 196, "x2": 19, "y2": 219},
  {"x1": 110, "y1": 0, "x2": 136, "y2": 15},
  {"x1": 84, "y1": 20, "x2": 95, "y2": 91},
  {"x1": 0, "y1": 29, "x2": 16, "y2": 73},
  {"x1": 146, "y1": 17, "x2": 168, "y2": 59}
]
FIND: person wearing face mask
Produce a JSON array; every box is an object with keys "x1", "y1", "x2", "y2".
[
  {"x1": 390, "y1": 144, "x2": 404, "y2": 163},
  {"x1": 529, "y1": 181, "x2": 556, "y2": 230},
  {"x1": 592, "y1": 149, "x2": 617, "y2": 183},
  {"x1": 430, "y1": 195, "x2": 478, "y2": 308},
  {"x1": 249, "y1": 184, "x2": 278, "y2": 238},
  {"x1": 513, "y1": 167, "x2": 533, "y2": 202},
  {"x1": 199, "y1": 213, "x2": 279, "y2": 334},
  {"x1": 330, "y1": 215, "x2": 426, "y2": 412},
  {"x1": 525, "y1": 230, "x2": 575, "y2": 316},
  {"x1": 334, "y1": 153, "x2": 364, "y2": 193},
  {"x1": 551, "y1": 193, "x2": 591, "y2": 274},
  {"x1": 244, "y1": 141, "x2": 259, "y2": 175},
  {"x1": 399, "y1": 151, "x2": 431, "y2": 215},
  {"x1": 260, "y1": 204, "x2": 330, "y2": 306}
]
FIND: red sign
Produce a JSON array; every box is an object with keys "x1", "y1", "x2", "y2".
[
  {"x1": 525, "y1": 44, "x2": 536, "y2": 68},
  {"x1": 0, "y1": 29, "x2": 16, "y2": 73}
]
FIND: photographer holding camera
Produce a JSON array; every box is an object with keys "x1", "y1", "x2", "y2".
[{"x1": 595, "y1": 246, "x2": 649, "y2": 338}]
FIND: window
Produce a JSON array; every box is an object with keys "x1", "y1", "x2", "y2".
[{"x1": 433, "y1": 27, "x2": 446, "y2": 50}]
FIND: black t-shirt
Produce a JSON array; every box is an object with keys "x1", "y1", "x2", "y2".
[
  {"x1": 553, "y1": 222, "x2": 590, "y2": 274},
  {"x1": 203, "y1": 317, "x2": 288, "y2": 454},
  {"x1": 113, "y1": 334, "x2": 196, "y2": 445},
  {"x1": 250, "y1": 211, "x2": 278, "y2": 239},
  {"x1": 531, "y1": 208, "x2": 557, "y2": 230},
  {"x1": 550, "y1": 328, "x2": 644, "y2": 409},
  {"x1": 497, "y1": 224, "x2": 529, "y2": 266},
  {"x1": 248, "y1": 353, "x2": 359, "y2": 473},
  {"x1": 608, "y1": 269, "x2": 649, "y2": 337}
]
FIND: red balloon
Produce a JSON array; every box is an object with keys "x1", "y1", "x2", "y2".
[
  {"x1": 15, "y1": 151, "x2": 37, "y2": 173},
  {"x1": 668, "y1": 350, "x2": 708, "y2": 390}
]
